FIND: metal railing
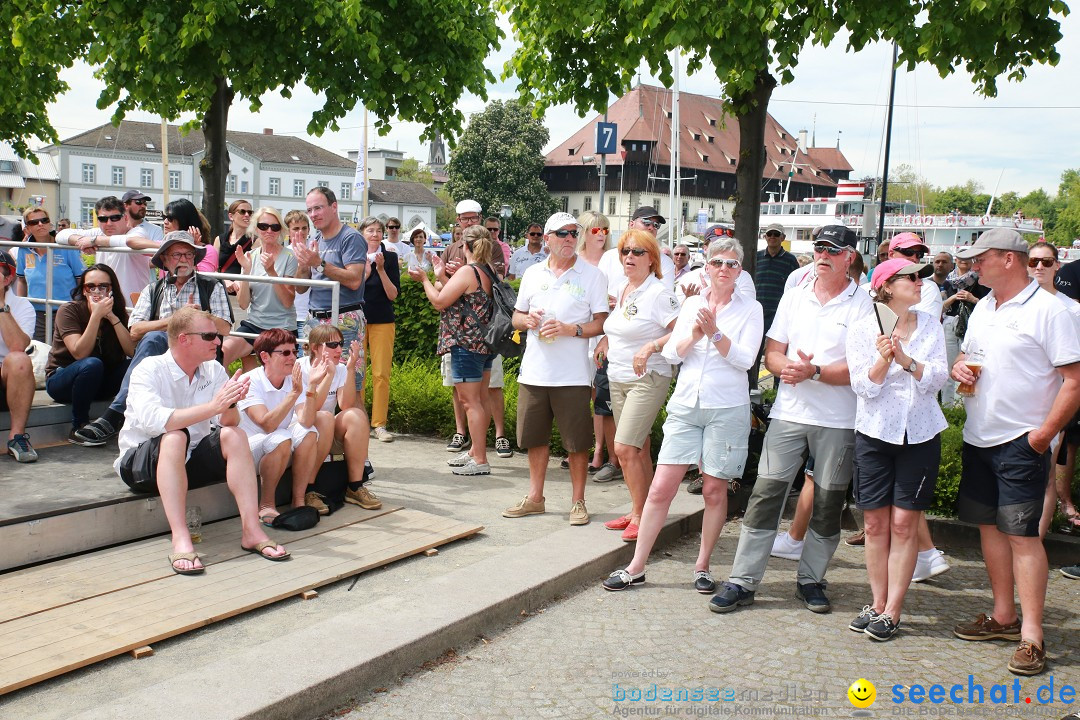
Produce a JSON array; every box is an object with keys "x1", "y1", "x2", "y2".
[{"x1": 0, "y1": 239, "x2": 341, "y2": 344}]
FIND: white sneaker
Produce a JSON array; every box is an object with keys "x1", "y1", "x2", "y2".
[
  {"x1": 451, "y1": 457, "x2": 491, "y2": 476},
  {"x1": 770, "y1": 531, "x2": 804, "y2": 560},
  {"x1": 447, "y1": 451, "x2": 472, "y2": 467},
  {"x1": 373, "y1": 426, "x2": 394, "y2": 443},
  {"x1": 912, "y1": 549, "x2": 950, "y2": 583}
]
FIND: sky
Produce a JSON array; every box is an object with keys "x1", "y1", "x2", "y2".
[{"x1": 43, "y1": 11, "x2": 1079, "y2": 198}]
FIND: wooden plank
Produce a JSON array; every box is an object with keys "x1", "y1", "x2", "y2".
[
  {"x1": 128, "y1": 646, "x2": 153, "y2": 659},
  {"x1": 0, "y1": 509, "x2": 481, "y2": 696},
  {"x1": 424, "y1": 548, "x2": 439, "y2": 556},
  {"x1": 0, "y1": 505, "x2": 402, "y2": 624},
  {"x1": 300, "y1": 590, "x2": 318, "y2": 600}
]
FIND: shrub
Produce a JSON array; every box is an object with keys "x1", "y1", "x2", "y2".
[{"x1": 931, "y1": 403, "x2": 966, "y2": 518}]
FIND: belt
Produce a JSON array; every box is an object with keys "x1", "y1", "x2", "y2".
[{"x1": 311, "y1": 303, "x2": 364, "y2": 319}]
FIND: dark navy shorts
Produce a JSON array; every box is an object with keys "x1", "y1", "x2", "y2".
[
  {"x1": 853, "y1": 432, "x2": 940, "y2": 511},
  {"x1": 957, "y1": 434, "x2": 1049, "y2": 537},
  {"x1": 593, "y1": 361, "x2": 612, "y2": 417}
]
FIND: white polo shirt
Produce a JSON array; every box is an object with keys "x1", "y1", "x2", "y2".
[
  {"x1": 0, "y1": 294, "x2": 35, "y2": 362},
  {"x1": 295, "y1": 356, "x2": 348, "y2": 414},
  {"x1": 604, "y1": 274, "x2": 679, "y2": 382},
  {"x1": 961, "y1": 281, "x2": 1080, "y2": 447},
  {"x1": 509, "y1": 246, "x2": 548, "y2": 277},
  {"x1": 663, "y1": 290, "x2": 764, "y2": 409},
  {"x1": 598, "y1": 247, "x2": 676, "y2": 294},
  {"x1": 115, "y1": 351, "x2": 228, "y2": 474},
  {"x1": 768, "y1": 277, "x2": 874, "y2": 429},
  {"x1": 238, "y1": 366, "x2": 297, "y2": 436},
  {"x1": 675, "y1": 266, "x2": 757, "y2": 304},
  {"x1": 515, "y1": 256, "x2": 608, "y2": 387}
]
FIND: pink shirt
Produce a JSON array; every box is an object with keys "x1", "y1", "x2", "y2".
[{"x1": 197, "y1": 244, "x2": 219, "y2": 273}]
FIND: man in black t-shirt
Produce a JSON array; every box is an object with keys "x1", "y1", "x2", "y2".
[{"x1": 1055, "y1": 258, "x2": 1080, "y2": 300}]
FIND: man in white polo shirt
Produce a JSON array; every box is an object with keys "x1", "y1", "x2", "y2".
[
  {"x1": 710, "y1": 224, "x2": 873, "y2": 615},
  {"x1": 950, "y1": 228, "x2": 1080, "y2": 677},
  {"x1": 505, "y1": 212, "x2": 609, "y2": 526}
]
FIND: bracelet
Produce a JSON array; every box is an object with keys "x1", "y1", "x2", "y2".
[
  {"x1": 228, "y1": 402, "x2": 237, "y2": 409},
  {"x1": 652, "y1": 340, "x2": 661, "y2": 353},
  {"x1": 111, "y1": 319, "x2": 121, "y2": 326}
]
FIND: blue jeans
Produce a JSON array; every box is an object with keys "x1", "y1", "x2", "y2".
[
  {"x1": 46, "y1": 356, "x2": 130, "y2": 427},
  {"x1": 109, "y1": 331, "x2": 170, "y2": 414}
]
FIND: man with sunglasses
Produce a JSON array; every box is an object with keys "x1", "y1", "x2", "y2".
[
  {"x1": 0, "y1": 250, "x2": 38, "y2": 462},
  {"x1": 671, "y1": 244, "x2": 693, "y2": 283},
  {"x1": 507, "y1": 223, "x2": 547, "y2": 280},
  {"x1": 712, "y1": 224, "x2": 872, "y2": 615},
  {"x1": 76, "y1": 231, "x2": 233, "y2": 445},
  {"x1": 486, "y1": 217, "x2": 513, "y2": 269},
  {"x1": 598, "y1": 206, "x2": 676, "y2": 294},
  {"x1": 386, "y1": 217, "x2": 410, "y2": 259}
]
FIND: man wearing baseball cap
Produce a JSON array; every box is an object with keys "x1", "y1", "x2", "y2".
[
  {"x1": 950, "y1": 228, "x2": 1080, "y2": 676},
  {"x1": 0, "y1": 250, "x2": 38, "y2": 462},
  {"x1": 885, "y1": 233, "x2": 942, "y2": 317},
  {"x1": 598, "y1": 206, "x2": 676, "y2": 294}
]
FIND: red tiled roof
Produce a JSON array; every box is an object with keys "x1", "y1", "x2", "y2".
[{"x1": 807, "y1": 146, "x2": 854, "y2": 173}]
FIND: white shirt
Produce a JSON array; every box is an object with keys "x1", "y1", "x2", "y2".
[
  {"x1": 768, "y1": 277, "x2": 874, "y2": 429},
  {"x1": 1052, "y1": 291, "x2": 1080, "y2": 325},
  {"x1": 676, "y1": 267, "x2": 757, "y2": 304},
  {"x1": 961, "y1": 281, "x2": 1080, "y2": 447},
  {"x1": 295, "y1": 356, "x2": 348, "y2": 414},
  {"x1": 238, "y1": 366, "x2": 297, "y2": 436},
  {"x1": 847, "y1": 310, "x2": 949, "y2": 444},
  {"x1": 598, "y1": 247, "x2": 676, "y2": 295},
  {"x1": 863, "y1": 278, "x2": 943, "y2": 319},
  {"x1": 663, "y1": 289, "x2": 764, "y2": 409},
  {"x1": 404, "y1": 247, "x2": 435, "y2": 273},
  {"x1": 604, "y1": 275, "x2": 679, "y2": 382},
  {"x1": 0, "y1": 294, "x2": 35, "y2": 362},
  {"x1": 789, "y1": 263, "x2": 868, "y2": 291},
  {"x1": 515, "y1": 256, "x2": 609, "y2": 387},
  {"x1": 56, "y1": 226, "x2": 157, "y2": 307},
  {"x1": 509, "y1": 246, "x2": 548, "y2": 277},
  {"x1": 115, "y1": 351, "x2": 228, "y2": 473}
]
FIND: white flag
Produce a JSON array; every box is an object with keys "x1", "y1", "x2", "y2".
[{"x1": 354, "y1": 147, "x2": 366, "y2": 193}]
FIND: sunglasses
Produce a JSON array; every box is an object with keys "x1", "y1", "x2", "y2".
[
  {"x1": 707, "y1": 258, "x2": 742, "y2": 269},
  {"x1": 234, "y1": 209, "x2": 254, "y2": 216},
  {"x1": 84, "y1": 282, "x2": 112, "y2": 292},
  {"x1": 553, "y1": 229, "x2": 579, "y2": 239},
  {"x1": 269, "y1": 348, "x2": 299, "y2": 357},
  {"x1": 591, "y1": 227, "x2": 610, "y2": 236},
  {"x1": 183, "y1": 331, "x2": 223, "y2": 342},
  {"x1": 528, "y1": 232, "x2": 542, "y2": 237},
  {"x1": 638, "y1": 219, "x2": 661, "y2": 229},
  {"x1": 131, "y1": 199, "x2": 147, "y2": 206},
  {"x1": 323, "y1": 341, "x2": 343, "y2": 349},
  {"x1": 26, "y1": 217, "x2": 51, "y2": 227},
  {"x1": 894, "y1": 247, "x2": 925, "y2": 260},
  {"x1": 765, "y1": 231, "x2": 782, "y2": 238},
  {"x1": 97, "y1": 214, "x2": 124, "y2": 224},
  {"x1": 621, "y1": 247, "x2": 647, "y2": 257},
  {"x1": 486, "y1": 227, "x2": 501, "y2": 233},
  {"x1": 163, "y1": 214, "x2": 177, "y2": 223},
  {"x1": 387, "y1": 225, "x2": 401, "y2": 230},
  {"x1": 257, "y1": 222, "x2": 282, "y2": 232},
  {"x1": 813, "y1": 243, "x2": 847, "y2": 256},
  {"x1": 1028, "y1": 257, "x2": 1056, "y2": 268}
]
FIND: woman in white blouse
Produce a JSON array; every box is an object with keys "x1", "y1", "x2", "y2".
[
  {"x1": 845, "y1": 258, "x2": 948, "y2": 641},
  {"x1": 403, "y1": 225, "x2": 436, "y2": 273},
  {"x1": 603, "y1": 237, "x2": 763, "y2": 592}
]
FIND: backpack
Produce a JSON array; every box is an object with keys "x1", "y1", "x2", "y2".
[{"x1": 469, "y1": 263, "x2": 526, "y2": 358}]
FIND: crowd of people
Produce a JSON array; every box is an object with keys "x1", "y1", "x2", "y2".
[{"x1": 2, "y1": 191, "x2": 1080, "y2": 677}]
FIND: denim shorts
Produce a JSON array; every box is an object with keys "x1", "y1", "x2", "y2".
[{"x1": 448, "y1": 346, "x2": 494, "y2": 384}]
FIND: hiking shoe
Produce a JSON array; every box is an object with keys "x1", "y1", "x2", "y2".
[
  {"x1": 503, "y1": 496, "x2": 545, "y2": 518},
  {"x1": 796, "y1": 582, "x2": 831, "y2": 613},
  {"x1": 686, "y1": 476, "x2": 703, "y2": 494},
  {"x1": 495, "y1": 436, "x2": 513, "y2": 458},
  {"x1": 912, "y1": 549, "x2": 950, "y2": 582},
  {"x1": 771, "y1": 531, "x2": 804, "y2": 560},
  {"x1": 446, "y1": 433, "x2": 470, "y2": 452},
  {"x1": 1008, "y1": 640, "x2": 1047, "y2": 676},
  {"x1": 69, "y1": 427, "x2": 105, "y2": 448},
  {"x1": 569, "y1": 500, "x2": 590, "y2": 526},
  {"x1": 621, "y1": 522, "x2": 638, "y2": 541},
  {"x1": 604, "y1": 514, "x2": 632, "y2": 531},
  {"x1": 866, "y1": 613, "x2": 901, "y2": 641},
  {"x1": 693, "y1": 570, "x2": 716, "y2": 594},
  {"x1": 593, "y1": 463, "x2": 622, "y2": 483},
  {"x1": 708, "y1": 582, "x2": 755, "y2": 613},
  {"x1": 6, "y1": 434, "x2": 37, "y2": 463},
  {"x1": 451, "y1": 458, "x2": 491, "y2": 476},
  {"x1": 305, "y1": 491, "x2": 330, "y2": 516},
  {"x1": 845, "y1": 529, "x2": 865, "y2": 546},
  {"x1": 447, "y1": 451, "x2": 472, "y2": 467},
  {"x1": 345, "y1": 484, "x2": 382, "y2": 510},
  {"x1": 849, "y1": 605, "x2": 880, "y2": 632},
  {"x1": 75, "y1": 418, "x2": 116, "y2": 444},
  {"x1": 603, "y1": 568, "x2": 645, "y2": 591},
  {"x1": 953, "y1": 613, "x2": 1022, "y2": 641},
  {"x1": 373, "y1": 426, "x2": 394, "y2": 443},
  {"x1": 1061, "y1": 564, "x2": 1080, "y2": 580}
]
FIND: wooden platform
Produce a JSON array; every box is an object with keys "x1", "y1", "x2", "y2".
[{"x1": 0, "y1": 505, "x2": 483, "y2": 696}]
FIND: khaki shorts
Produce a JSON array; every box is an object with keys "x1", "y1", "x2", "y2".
[
  {"x1": 516, "y1": 383, "x2": 593, "y2": 452},
  {"x1": 489, "y1": 354, "x2": 504, "y2": 389},
  {"x1": 609, "y1": 372, "x2": 671, "y2": 448}
]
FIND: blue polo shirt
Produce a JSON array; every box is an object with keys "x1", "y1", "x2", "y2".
[{"x1": 16, "y1": 247, "x2": 85, "y2": 312}]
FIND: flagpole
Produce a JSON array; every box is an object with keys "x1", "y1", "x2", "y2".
[{"x1": 362, "y1": 107, "x2": 369, "y2": 219}]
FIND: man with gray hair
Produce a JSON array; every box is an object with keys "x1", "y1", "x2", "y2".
[{"x1": 711, "y1": 224, "x2": 872, "y2": 615}]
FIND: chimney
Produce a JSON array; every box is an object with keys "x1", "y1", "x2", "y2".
[
  {"x1": 798, "y1": 129, "x2": 808, "y2": 153},
  {"x1": 263, "y1": 128, "x2": 274, "y2": 135}
]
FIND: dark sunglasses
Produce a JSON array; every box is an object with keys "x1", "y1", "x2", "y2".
[
  {"x1": 672, "y1": 251, "x2": 688, "y2": 256},
  {"x1": 708, "y1": 258, "x2": 741, "y2": 269},
  {"x1": 1028, "y1": 257, "x2": 1056, "y2": 268},
  {"x1": 894, "y1": 247, "x2": 925, "y2": 260},
  {"x1": 621, "y1": 247, "x2": 647, "y2": 257},
  {"x1": 270, "y1": 348, "x2": 299, "y2": 357},
  {"x1": 553, "y1": 229, "x2": 579, "y2": 239},
  {"x1": 163, "y1": 214, "x2": 177, "y2": 222},
  {"x1": 183, "y1": 331, "x2": 223, "y2": 342},
  {"x1": 256, "y1": 222, "x2": 282, "y2": 232},
  {"x1": 639, "y1": 219, "x2": 661, "y2": 229},
  {"x1": 84, "y1": 282, "x2": 112, "y2": 292},
  {"x1": 234, "y1": 209, "x2": 254, "y2": 216},
  {"x1": 765, "y1": 231, "x2": 782, "y2": 238},
  {"x1": 323, "y1": 341, "x2": 343, "y2": 349},
  {"x1": 130, "y1": 199, "x2": 147, "y2": 205},
  {"x1": 97, "y1": 214, "x2": 124, "y2": 223},
  {"x1": 387, "y1": 224, "x2": 401, "y2": 230},
  {"x1": 25, "y1": 217, "x2": 51, "y2": 227},
  {"x1": 528, "y1": 232, "x2": 542, "y2": 237},
  {"x1": 813, "y1": 243, "x2": 847, "y2": 256},
  {"x1": 486, "y1": 227, "x2": 501, "y2": 233}
]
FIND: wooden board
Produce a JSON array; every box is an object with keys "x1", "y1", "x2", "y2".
[{"x1": 0, "y1": 508, "x2": 482, "y2": 696}]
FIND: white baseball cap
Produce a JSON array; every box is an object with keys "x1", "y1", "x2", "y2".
[
  {"x1": 544, "y1": 212, "x2": 581, "y2": 235},
  {"x1": 455, "y1": 199, "x2": 482, "y2": 215}
]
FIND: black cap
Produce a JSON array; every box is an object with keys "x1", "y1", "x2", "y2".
[
  {"x1": 0, "y1": 250, "x2": 15, "y2": 276},
  {"x1": 816, "y1": 224, "x2": 857, "y2": 249},
  {"x1": 122, "y1": 190, "x2": 152, "y2": 203},
  {"x1": 631, "y1": 206, "x2": 666, "y2": 224}
]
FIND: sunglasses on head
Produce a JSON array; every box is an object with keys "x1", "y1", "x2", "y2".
[
  {"x1": 26, "y1": 217, "x2": 51, "y2": 226},
  {"x1": 387, "y1": 224, "x2": 400, "y2": 230},
  {"x1": 97, "y1": 214, "x2": 124, "y2": 224},
  {"x1": 270, "y1": 348, "x2": 299, "y2": 357},
  {"x1": 256, "y1": 222, "x2": 282, "y2": 232},
  {"x1": 553, "y1": 229, "x2": 579, "y2": 239},
  {"x1": 1028, "y1": 256, "x2": 1056, "y2": 268},
  {"x1": 183, "y1": 331, "x2": 222, "y2": 342},
  {"x1": 895, "y1": 247, "x2": 925, "y2": 259},
  {"x1": 323, "y1": 341, "x2": 343, "y2": 349},
  {"x1": 621, "y1": 247, "x2": 647, "y2": 257},
  {"x1": 813, "y1": 243, "x2": 847, "y2": 256},
  {"x1": 707, "y1": 258, "x2": 741, "y2": 269}
]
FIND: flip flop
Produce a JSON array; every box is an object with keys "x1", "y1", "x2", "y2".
[
  {"x1": 169, "y1": 552, "x2": 205, "y2": 576},
  {"x1": 258, "y1": 509, "x2": 280, "y2": 528},
  {"x1": 241, "y1": 540, "x2": 291, "y2": 562}
]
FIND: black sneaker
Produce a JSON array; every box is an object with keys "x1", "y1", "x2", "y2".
[
  {"x1": 849, "y1": 605, "x2": 880, "y2": 632},
  {"x1": 708, "y1": 582, "x2": 755, "y2": 613},
  {"x1": 865, "y1": 613, "x2": 900, "y2": 641},
  {"x1": 74, "y1": 418, "x2": 116, "y2": 445},
  {"x1": 446, "y1": 433, "x2": 470, "y2": 452},
  {"x1": 603, "y1": 569, "x2": 645, "y2": 591},
  {"x1": 693, "y1": 570, "x2": 716, "y2": 594},
  {"x1": 796, "y1": 582, "x2": 831, "y2": 613},
  {"x1": 69, "y1": 427, "x2": 106, "y2": 447},
  {"x1": 495, "y1": 436, "x2": 514, "y2": 458}
]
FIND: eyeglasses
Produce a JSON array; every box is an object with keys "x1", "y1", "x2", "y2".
[
  {"x1": 638, "y1": 219, "x2": 661, "y2": 229},
  {"x1": 1028, "y1": 257, "x2": 1056, "y2": 268},
  {"x1": 323, "y1": 341, "x2": 343, "y2": 349},
  {"x1": 387, "y1": 225, "x2": 401, "y2": 230},
  {"x1": 256, "y1": 222, "x2": 282, "y2": 232},
  {"x1": 707, "y1": 258, "x2": 742, "y2": 269},
  {"x1": 590, "y1": 227, "x2": 610, "y2": 236},
  {"x1": 765, "y1": 231, "x2": 782, "y2": 238},
  {"x1": 894, "y1": 247, "x2": 925, "y2": 260},
  {"x1": 458, "y1": 214, "x2": 480, "y2": 222},
  {"x1": 25, "y1": 217, "x2": 51, "y2": 226},
  {"x1": 528, "y1": 232, "x2": 542, "y2": 237},
  {"x1": 269, "y1": 348, "x2": 299, "y2": 357},
  {"x1": 97, "y1": 214, "x2": 124, "y2": 224},
  {"x1": 234, "y1": 209, "x2": 253, "y2": 216},
  {"x1": 553, "y1": 229, "x2": 579, "y2": 239},
  {"x1": 183, "y1": 332, "x2": 223, "y2": 342},
  {"x1": 813, "y1": 243, "x2": 847, "y2": 256},
  {"x1": 130, "y1": 199, "x2": 147, "y2": 206},
  {"x1": 84, "y1": 283, "x2": 112, "y2": 292},
  {"x1": 620, "y1": 247, "x2": 647, "y2": 257},
  {"x1": 167, "y1": 251, "x2": 196, "y2": 260}
]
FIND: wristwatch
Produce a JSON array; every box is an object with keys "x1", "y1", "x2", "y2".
[
  {"x1": 811, "y1": 365, "x2": 822, "y2": 381},
  {"x1": 0, "y1": 304, "x2": 8, "y2": 314},
  {"x1": 574, "y1": 324, "x2": 583, "y2": 337},
  {"x1": 315, "y1": 262, "x2": 325, "y2": 274},
  {"x1": 905, "y1": 359, "x2": 918, "y2": 373},
  {"x1": 711, "y1": 330, "x2": 724, "y2": 343}
]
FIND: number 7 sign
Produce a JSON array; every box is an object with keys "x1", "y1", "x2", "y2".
[{"x1": 595, "y1": 122, "x2": 617, "y2": 155}]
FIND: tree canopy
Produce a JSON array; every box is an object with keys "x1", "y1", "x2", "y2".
[{"x1": 445, "y1": 101, "x2": 558, "y2": 242}]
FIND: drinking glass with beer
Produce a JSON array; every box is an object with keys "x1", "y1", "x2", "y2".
[{"x1": 957, "y1": 348, "x2": 985, "y2": 397}]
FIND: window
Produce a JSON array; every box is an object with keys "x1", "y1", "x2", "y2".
[
  {"x1": 293, "y1": 179, "x2": 306, "y2": 197},
  {"x1": 140, "y1": 168, "x2": 153, "y2": 188},
  {"x1": 317, "y1": 179, "x2": 329, "y2": 188},
  {"x1": 111, "y1": 166, "x2": 125, "y2": 186},
  {"x1": 608, "y1": 196, "x2": 616, "y2": 214},
  {"x1": 169, "y1": 170, "x2": 181, "y2": 190},
  {"x1": 81, "y1": 164, "x2": 96, "y2": 184},
  {"x1": 653, "y1": 199, "x2": 660, "y2": 210},
  {"x1": 0, "y1": 160, "x2": 15, "y2": 173},
  {"x1": 80, "y1": 199, "x2": 96, "y2": 225},
  {"x1": 568, "y1": 148, "x2": 575, "y2": 156},
  {"x1": 240, "y1": 180, "x2": 249, "y2": 194},
  {"x1": 681, "y1": 201, "x2": 689, "y2": 220},
  {"x1": 559, "y1": 196, "x2": 569, "y2": 213},
  {"x1": 269, "y1": 177, "x2": 280, "y2": 195},
  {"x1": 708, "y1": 204, "x2": 716, "y2": 220},
  {"x1": 340, "y1": 183, "x2": 352, "y2": 200},
  {"x1": 583, "y1": 196, "x2": 592, "y2": 211},
  {"x1": 226, "y1": 174, "x2": 237, "y2": 193}
]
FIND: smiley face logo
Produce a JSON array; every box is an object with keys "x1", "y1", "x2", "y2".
[{"x1": 848, "y1": 678, "x2": 876, "y2": 709}]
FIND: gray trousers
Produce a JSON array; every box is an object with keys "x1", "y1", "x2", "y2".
[{"x1": 729, "y1": 419, "x2": 855, "y2": 591}]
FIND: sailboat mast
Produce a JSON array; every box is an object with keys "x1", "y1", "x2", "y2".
[
  {"x1": 877, "y1": 42, "x2": 898, "y2": 245},
  {"x1": 668, "y1": 50, "x2": 678, "y2": 244}
]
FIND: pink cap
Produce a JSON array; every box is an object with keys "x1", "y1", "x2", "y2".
[
  {"x1": 889, "y1": 232, "x2": 929, "y2": 253},
  {"x1": 871, "y1": 258, "x2": 932, "y2": 290}
]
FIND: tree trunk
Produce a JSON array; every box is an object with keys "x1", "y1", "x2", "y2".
[
  {"x1": 200, "y1": 77, "x2": 234, "y2": 242},
  {"x1": 733, "y1": 70, "x2": 777, "y2": 276}
]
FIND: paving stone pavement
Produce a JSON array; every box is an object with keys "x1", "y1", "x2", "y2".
[{"x1": 327, "y1": 527, "x2": 1080, "y2": 720}]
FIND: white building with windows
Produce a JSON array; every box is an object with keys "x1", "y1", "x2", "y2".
[{"x1": 1, "y1": 143, "x2": 61, "y2": 220}]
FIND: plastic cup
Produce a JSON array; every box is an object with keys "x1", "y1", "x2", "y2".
[
  {"x1": 957, "y1": 362, "x2": 982, "y2": 397},
  {"x1": 186, "y1": 505, "x2": 203, "y2": 543}
]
